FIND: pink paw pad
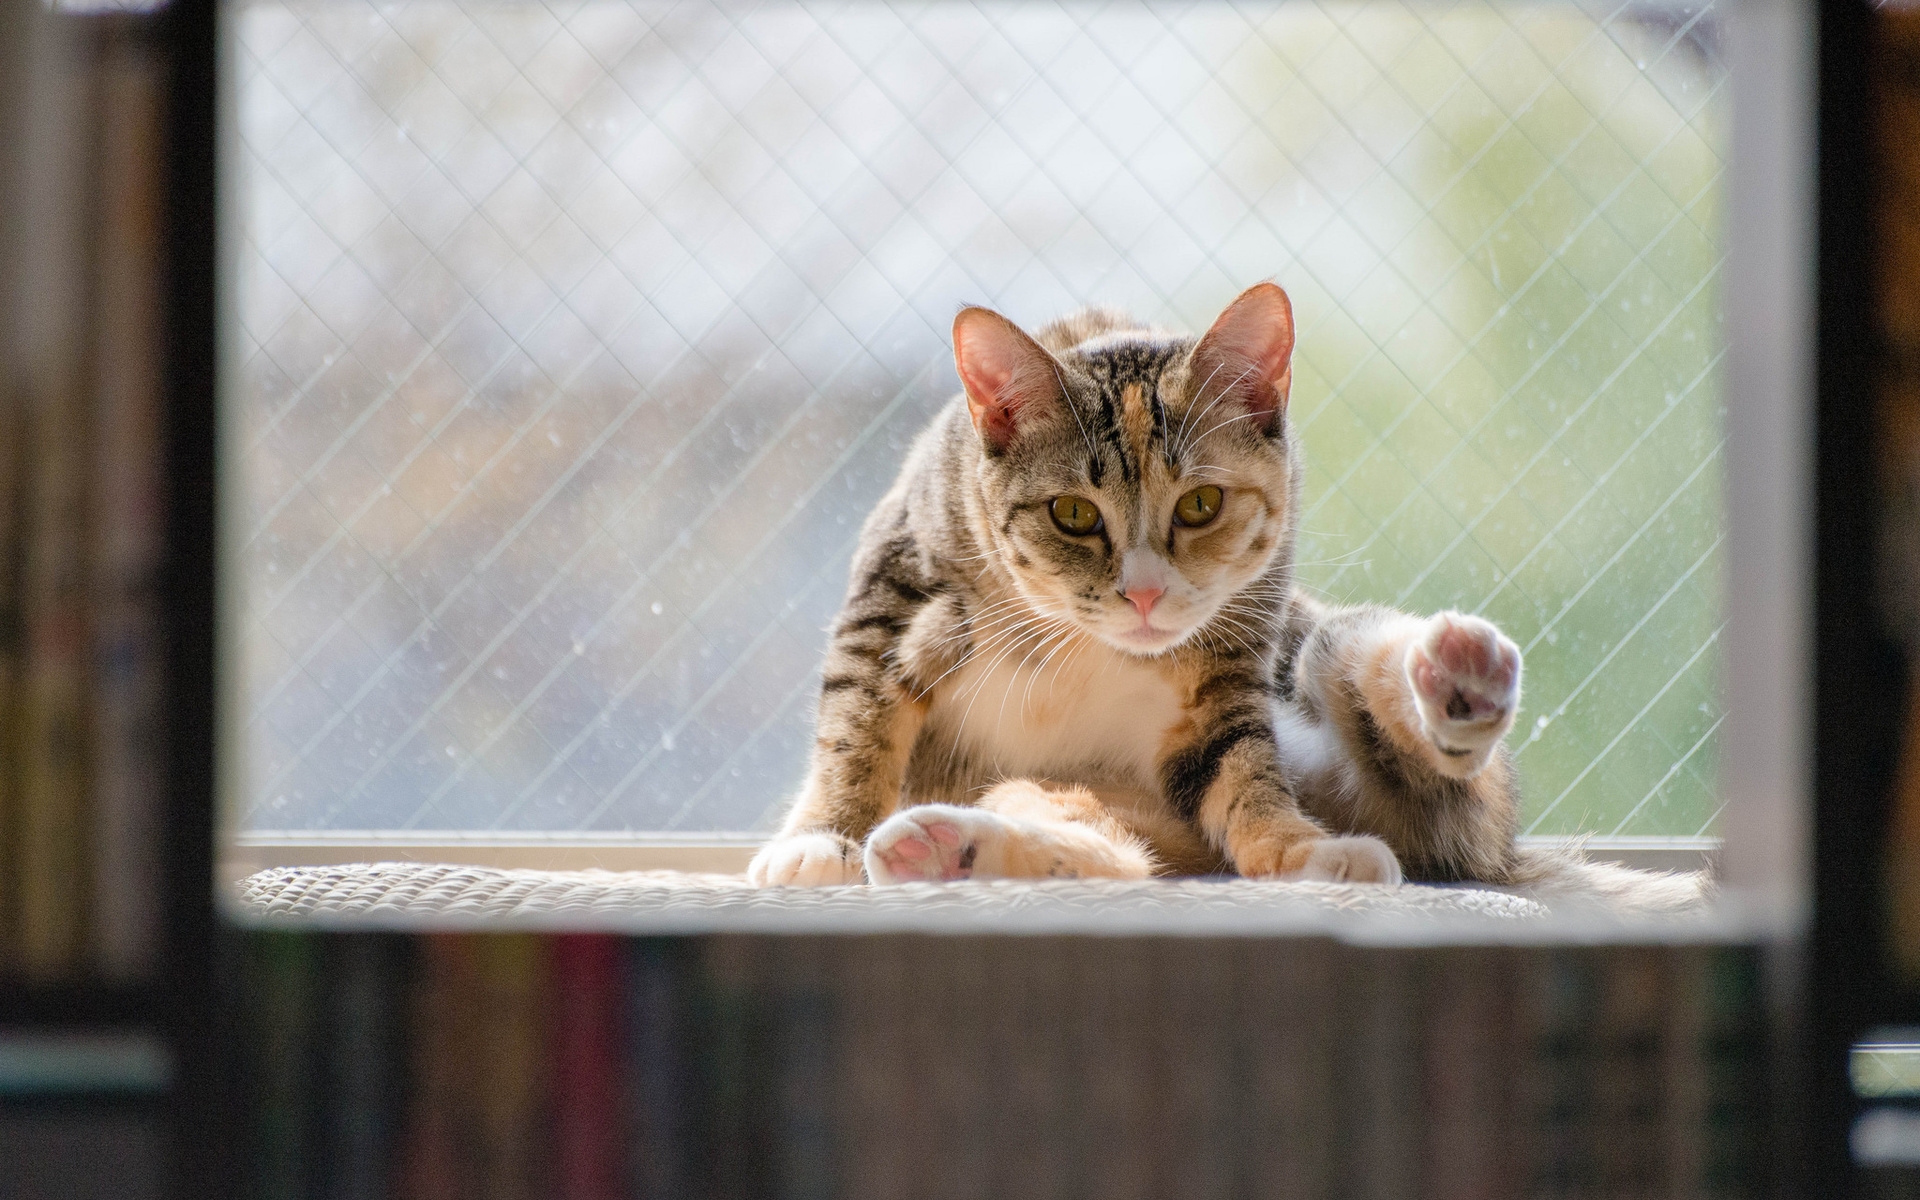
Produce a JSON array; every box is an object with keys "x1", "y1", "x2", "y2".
[
  {"x1": 1410, "y1": 615, "x2": 1520, "y2": 725},
  {"x1": 872, "y1": 820, "x2": 975, "y2": 881}
]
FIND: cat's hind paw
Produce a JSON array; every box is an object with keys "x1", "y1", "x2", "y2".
[
  {"x1": 1405, "y1": 611, "x2": 1521, "y2": 777},
  {"x1": 1274, "y1": 835, "x2": 1403, "y2": 885},
  {"x1": 747, "y1": 832, "x2": 864, "y2": 886},
  {"x1": 864, "y1": 805, "x2": 1004, "y2": 884}
]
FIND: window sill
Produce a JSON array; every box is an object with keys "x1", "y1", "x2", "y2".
[{"x1": 224, "y1": 831, "x2": 1716, "y2": 881}]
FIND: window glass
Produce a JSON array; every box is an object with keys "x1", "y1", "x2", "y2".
[{"x1": 234, "y1": 0, "x2": 1725, "y2": 838}]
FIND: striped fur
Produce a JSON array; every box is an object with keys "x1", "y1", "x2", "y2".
[{"x1": 749, "y1": 285, "x2": 1533, "y2": 888}]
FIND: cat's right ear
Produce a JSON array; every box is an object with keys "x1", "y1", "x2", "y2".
[{"x1": 953, "y1": 307, "x2": 1065, "y2": 451}]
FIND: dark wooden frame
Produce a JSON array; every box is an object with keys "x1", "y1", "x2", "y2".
[
  {"x1": 1810, "y1": 2, "x2": 1918, "y2": 1196},
  {"x1": 157, "y1": 0, "x2": 240, "y2": 1194}
]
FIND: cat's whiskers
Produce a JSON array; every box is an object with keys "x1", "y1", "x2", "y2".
[
  {"x1": 1015, "y1": 633, "x2": 1063, "y2": 717},
  {"x1": 1049, "y1": 630, "x2": 1107, "y2": 710},
  {"x1": 942, "y1": 547, "x2": 1006, "y2": 565},
  {"x1": 954, "y1": 599, "x2": 1068, "y2": 686},
  {"x1": 913, "y1": 606, "x2": 1067, "y2": 702},
  {"x1": 1230, "y1": 582, "x2": 1295, "y2": 610},
  {"x1": 1019, "y1": 618, "x2": 1086, "y2": 717},
  {"x1": 1000, "y1": 621, "x2": 1073, "y2": 730},
  {"x1": 1202, "y1": 610, "x2": 1261, "y2": 656},
  {"x1": 964, "y1": 594, "x2": 1032, "y2": 620},
  {"x1": 921, "y1": 595, "x2": 1046, "y2": 654},
  {"x1": 1221, "y1": 591, "x2": 1282, "y2": 622},
  {"x1": 1177, "y1": 363, "x2": 1258, "y2": 454},
  {"x1": 912, "y1": 608, "x2": 1041, "y2": 699},
  {"x1": 1220, "y1": 613, "x2": 1267, "y2": 648},
  {"x1": 948, "y1": 611, "x2": 1070, "y2": 762},
  {"x1": 925, "y1": 613, "x2": 1050, "y2": 697},
  {"x1": 924, "y1": 608, "x2": 1053, "y2": 665},
  {"x1": 1202, "y1": 597, "x2": 1277, "y2": 652},
  {"x1": 1052, "y1": 360, "x2": 1101, "y2": 467},
  {"x1": 1174, "y1": 358, "x2": 1230, "y2": 447},
  {"x1": 1191, "y1": 407, "x2": 1266, "y2": 444},
  {"x1": 1289, "y1": 550, "x2": 1373, "y2": 570},
  {"x1": 937, "y1": 632, "x2": 1036, "y2": 734}
]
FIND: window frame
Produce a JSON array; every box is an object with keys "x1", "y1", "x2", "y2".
[{"x1": 211, "y1": 0, "x2": 1814, "y2": 919}]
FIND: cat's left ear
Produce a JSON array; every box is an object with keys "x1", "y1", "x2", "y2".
[
  {"x1": 953, "y1": 307, "x2": 1066, "y2": 452},
  {"x1": 1189, "y1": 283, "x2": 1295, "y2": 436}
]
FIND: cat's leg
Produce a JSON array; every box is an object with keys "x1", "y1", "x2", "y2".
[
  {"x1": 747, "y1": 575, "x2": 956, "y2": 886},
  {"x1": 1162, "y1": 652, "x2": 1403, "y2": 884},
  {"x1": 1283, "y1": 601, "x2": 1522, "y2": 881},
  {"x1": 749, "y1": 702, "x2": 924, "y2": 885},
  {"x1": 1295, "y1": 605, "x2": 1520, "y2": 778},
  {"x1": 864, "y1": 780, "x2": 1157, "y2": 883},
  {"x1": 749, "y1": 689, "x2": 926, "y2": 884}
]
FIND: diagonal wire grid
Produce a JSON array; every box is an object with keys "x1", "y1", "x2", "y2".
[{"x1": 233, "y1": 0, "x2": 1725, "y2": 837}]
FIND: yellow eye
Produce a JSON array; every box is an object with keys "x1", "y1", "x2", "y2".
[
  {"x1": 1049, "y1": 495, "x2": 1103, "y2": 535},
  {"x1": 1174, "y1": 485, "x2": 1223, "y2": 528}
]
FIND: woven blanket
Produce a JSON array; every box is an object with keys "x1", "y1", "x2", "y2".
[{"x1": 236, "y1": 861, "x2": 1564, "y2": 936}]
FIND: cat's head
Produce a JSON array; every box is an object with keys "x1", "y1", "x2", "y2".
[{"x1": 952, "y1": 283, "x2": 1299, "y2": 656}]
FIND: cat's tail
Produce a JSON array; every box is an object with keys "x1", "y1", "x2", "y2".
[{"x1": 1503, "y1": 839, "x2": 1716, "y2": 916}]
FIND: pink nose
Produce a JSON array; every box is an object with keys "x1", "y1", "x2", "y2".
[{"x1": 1125, "y1": 587, "x2": 1164, "y2": 621}]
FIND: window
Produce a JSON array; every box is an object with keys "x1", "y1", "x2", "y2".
[{"x1": 230, "y1": 0, "x2": 1727, "y2": 852}]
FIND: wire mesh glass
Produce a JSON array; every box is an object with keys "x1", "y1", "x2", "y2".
[{"x1": 233, "y1": 0, "x2": 1725, "y2": 836}]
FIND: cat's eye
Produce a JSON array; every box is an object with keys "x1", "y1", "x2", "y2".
[
  {"x1": 1174, "y1": 485, "x2": 1224, "y2": 528},
  {"x1": 1049, "y1": 495, "x2": 1103, "y2": 535}
]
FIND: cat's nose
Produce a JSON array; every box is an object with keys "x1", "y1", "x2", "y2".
[{"x1": 1123, "y1": 586, "x2": 1164, "y2": 621}]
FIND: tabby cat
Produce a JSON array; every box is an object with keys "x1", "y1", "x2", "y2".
[{"x1": 747, "y1": 284, "x2": 1539, "y2": 889}]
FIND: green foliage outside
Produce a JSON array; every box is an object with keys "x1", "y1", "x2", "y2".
[{"x1": 1263, "y1": 9, "x2": 1724, "y2": 836}]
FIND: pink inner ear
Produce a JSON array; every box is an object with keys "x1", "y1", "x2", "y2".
[
  {"x1": 1192, "y1": 284, "x2": 1295, "y2": 431},
  {"x1": 953, "y1": 308, "x2": 1057, "y2": 449},
  {"x1": 955, "y1": 331, "x2": 1016, "y2": 407}
]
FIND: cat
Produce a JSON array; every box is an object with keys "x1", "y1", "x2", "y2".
[{"x1": 746, "y1": 283, "x2": 1704, "y2": 908}]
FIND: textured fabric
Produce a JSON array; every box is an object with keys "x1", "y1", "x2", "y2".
[{"x1": 235, "y1": 862, "x2": 1549, "y2": 935}]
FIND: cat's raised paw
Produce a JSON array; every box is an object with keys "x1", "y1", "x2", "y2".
[
  {"x1": 865, "y1": 805, "x2": 1006, "y2": 884},
  {"x1": 747, "y1": 832, "x2": 864, "y2": 886},
  {"x1": 1275, "y1": 835, "x2": 1403, "y2": 885},
  {"x1": 1405, "y1": 611, "x2": 1521, "y2": 776}
]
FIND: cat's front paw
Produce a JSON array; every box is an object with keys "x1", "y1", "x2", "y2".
[
  {"x1": 747, "y1": 832, "x2": 864, "y2": 886},
  {"x1": 1404, "y1": 611, "x2": 1521, "y2": 777},
  {"x1": 865, "y1": 805, "x2": 1009, "y2": 884},
  {"x1": 1274, "y1": 835, "x2": 1403, "y2": 885}
]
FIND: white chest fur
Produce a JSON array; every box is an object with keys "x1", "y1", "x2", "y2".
[{"x1": 919, "y1": 631, "x2": 1186, "y2": 788}]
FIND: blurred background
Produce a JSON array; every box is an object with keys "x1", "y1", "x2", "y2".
[{"x1": 233, "y1": 0, "x2": 1726, "y2": 839}]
